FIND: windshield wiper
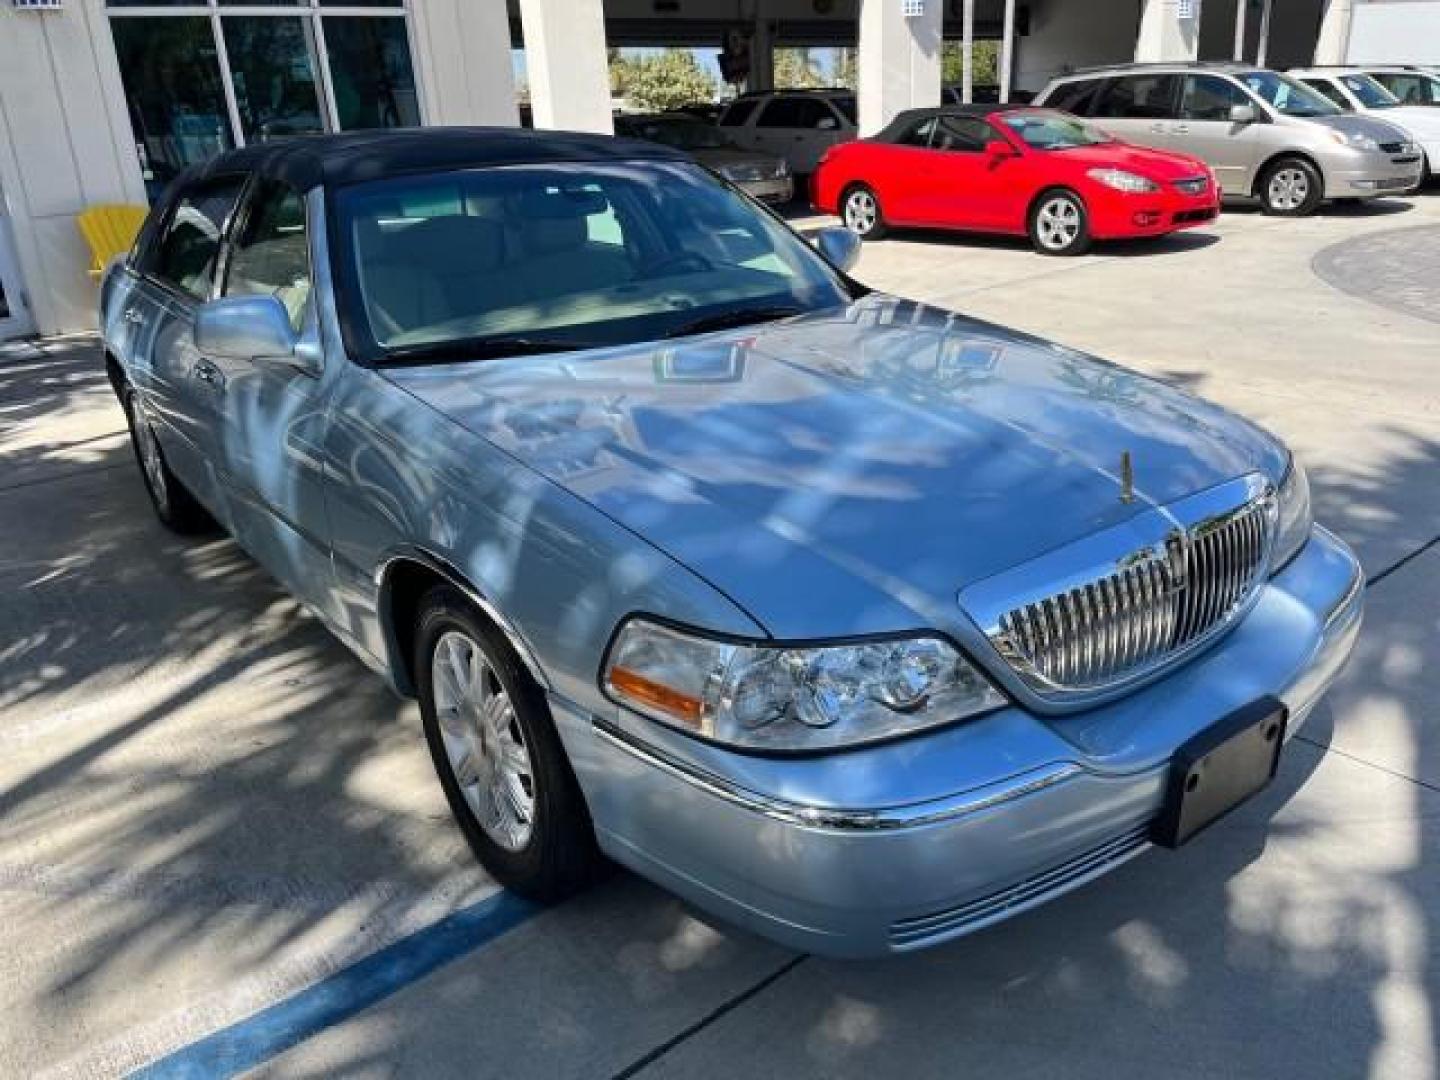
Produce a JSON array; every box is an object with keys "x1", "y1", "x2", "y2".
[
  {"x1": 379, "y1": 335, "x2": 601, "y2": 366},
  {"x1": 663, "y1": 305, "x2": 807, "y2": 340}
]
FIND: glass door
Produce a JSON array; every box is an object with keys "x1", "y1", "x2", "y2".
[{"x1": 0, "y1": 213, "x2": 35, "y2": 340}]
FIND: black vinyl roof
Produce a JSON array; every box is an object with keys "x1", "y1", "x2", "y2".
[
  {"x1": 873, "y1": 104, "x2": 1037, "y2": 142},
  {"x1": 178, "y1": 127, "x2": 692, "y2": 191}
]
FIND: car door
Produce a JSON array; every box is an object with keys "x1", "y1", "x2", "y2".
[
  {"x1": 917, "y1": 115, "x2": 1016, "y2": 229},
  {"x1": 1089, "y1": 73, "x2": 1182, "y2": 151},
  {"x1": 869, "y1": 116, "x2": 939, "y2": 223},
  {"x1": 1175, "y1": 75, "x2": 1269, "y2": 195},
  {"x1": 210, "y1": 179, "x2": 339, "y2": 615},
  {"x1": 132, "y1": 175, "x2": 250, "y2": 518}
]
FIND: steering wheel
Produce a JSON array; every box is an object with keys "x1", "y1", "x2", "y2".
[{"x1": 642, "y1": 251, "x2": 714, "y2": 278}]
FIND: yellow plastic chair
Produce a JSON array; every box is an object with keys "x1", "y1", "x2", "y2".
[{"x1": 76, "y1": 204, "x2": 148, "y2": 278}]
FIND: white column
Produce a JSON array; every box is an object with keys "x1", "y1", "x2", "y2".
[
  {"x1": 518, "y1": 0, "x2": 613, "y2": 134},
  {"x1": 410, "y1": 0, "x2": 517, "y2": 126},
  {"x1": 961, "y1": 0, "x2": 974, "y2": 103},
  {"x1": 1256, "y1": 0, "x2": 1273, "y2": 67},
  {"x1": 999, "y1": 0, "x2": 1016, "y2": 103},
  {"x1": 1314, "y1": 0, "x2": 1355, "y2": 64},
  {"x1": 858, "y1": 0, "x2": 942, "y2": 137},
  {"x1": 1233, "y1": 0, "x2": 1247, "y2": 61},
  {"x1": 1135, "y1": 0, "x2": 1203, "y2": 62}
]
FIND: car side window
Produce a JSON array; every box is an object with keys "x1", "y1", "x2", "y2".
[
  {"x1": 224, "y1": 180, "x2": 312, "y2": 332},
  {"x1": 933, "y1": 116, "x2": 997, "y2": 153},
  {"x1": 1179, "y1": 75, "x2": 1251, "y2": 121},
  {"x1": 1302, "y1": 78, "x2": 1351, "y2": 111},
  {"x1": 1092, "y1": 74, "x2": 1180, "y2": 119},
  {"x1": 146, "y1": 177, "x2": 248, "y2": 301},
  {"x1": 719, "y1": 98, "x2": 759, "y2": 126},
  {"x1": 898, "y1": 117, "x2": 937, "y2": 147},
  {"x1": 757, "y1": 97, "x2": 805, "y2": 128},
  {"x1": 1048, "y1": 78, "x2": 1101, "y2": 115},
  {"x1": 1372, "y1": 72, "x2": 1440, "y2": 105}
]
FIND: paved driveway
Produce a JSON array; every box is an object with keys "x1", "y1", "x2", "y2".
[{"x1": 2, "y1": 192, "x2": 1437, "y2": 1080}]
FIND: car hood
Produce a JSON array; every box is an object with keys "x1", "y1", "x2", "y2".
[
  {"x1": 692, "y1": 146, "x2": 785, "y2": 171},
  {"x1": 1055, "y1": 142, "x2": 1209, "y2": 179},
  {"x1": 1310, "y1": 111, "x2": 1412, "y2": 142},
  {"x1": 384, "y1": 297, "x2": 1287, "y2": 638},
  {"x1": 1377, "y1": 105, "x2": 1440, "y2": 138}
]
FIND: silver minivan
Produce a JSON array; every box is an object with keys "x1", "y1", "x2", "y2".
[{"x1": 1035, "y1": 63, "x2": 1422, "y2": 215}]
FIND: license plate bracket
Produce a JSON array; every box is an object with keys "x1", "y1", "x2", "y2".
[{"x1": 1151, "y1": 696, "x2": 1287, "y2": 849}]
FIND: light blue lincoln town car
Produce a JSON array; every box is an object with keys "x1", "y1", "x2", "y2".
[{"x1": 101, "y1": 129, "x2": 1363, "y2": 957}]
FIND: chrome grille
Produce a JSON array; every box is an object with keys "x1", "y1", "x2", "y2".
[
  {"x1": 1174, "y1": 176, "x2": 1209, "y2": 196},
  {"x1": 994, "y1": 495, "x2": 1273, "y2": 692}
]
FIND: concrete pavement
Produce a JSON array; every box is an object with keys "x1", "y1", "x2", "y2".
[{"x1": 2, "y1": 192, "x2": 1437, "y2": 1079}]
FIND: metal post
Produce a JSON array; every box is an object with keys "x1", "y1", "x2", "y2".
[
  {"x1": 961, "y1": 0, "x2": 974, "y2": 103},
  {"x1": 1257, "y1": 0, "x2": 1273, "y2": 68},
  {"x1": 1000, "y1": 0, "x2": 1016, "y2": 103},
  {"x1": 1233, "y1": 0, "x2": 1247, "y2": 61}
]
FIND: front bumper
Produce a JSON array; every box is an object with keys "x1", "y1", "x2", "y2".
[
  {"x1": 738, "y1": 176, "x2": 795, "y2": 204},
  {"x1": 561, "y1": 525, "x2": 1363, "y2": 958},
  {"x1": 1325, "y1": 147, "x2": 1424, "y2": 196},
  {"x1": 1088, "y1": 191, "x2": 1220, "y2": 239}
]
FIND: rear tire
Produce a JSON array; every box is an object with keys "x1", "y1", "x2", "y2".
[
  {"x1": 841, "y1": 184, "x2": 887, "y2": 240},
  {"x1": 123, "y1": 388, "x2": 214, "y2": 534},
  {"x1": 415, "y1": 585, "x2": 603, "y2": 902},
  {"x1": 1028, "y1": 190, "x2": 1091, "y2": 256},
  {"x1": 1259, "y1": 157, "x2": 1323, "y2": 217}
]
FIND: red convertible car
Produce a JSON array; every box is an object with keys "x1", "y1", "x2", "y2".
[{"x1": 812, "y1": 105, "x2": 1220, "y2": 255}]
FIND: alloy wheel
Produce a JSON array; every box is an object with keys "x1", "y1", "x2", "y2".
[
  {"x1": 431, "y1": 630, "x2": 536, "y2": 852},
  {"x1": 1035, "y1": 197, "x2": 1082, "y2": 251},
  {"x1": 1267, "y1": 168, "x2": 1309, "y2": 212},
  {"x1": 844, "y1": 189, "x2": 877, "y2": 235},
  {"x1": 129, "y1": 395, "x2": 169, "y2": 516}
]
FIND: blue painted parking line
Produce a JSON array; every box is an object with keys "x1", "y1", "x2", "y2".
[{"x1": 130, "y1": 889, "x2": 539, "y2": 1080}]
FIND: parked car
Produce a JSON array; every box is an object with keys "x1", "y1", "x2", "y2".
[
  {"x1": 614, "y1": 112, "x2": 793, "y2": 203},
  {"x1": 1290, "y1": 67, "x2": 1440, "y2": 178},
  {"x1": 674, "y1": 102, "x2": 725, "y2": 124},
  {"x1": 812, "y1": 104, "x2": 1220, "y2": 255},
  {"x1": 1035, "y1": 62, "x2": 1422, "y2": 215},
  {"x1": 717, "y1": 88, "x2": 857, "y2": 174},
  {"x1": 100, "y1": 129, "x2": 1362, "y2": 959},
  {"x1": 1360, "y1": 66, "x2": 1440, "y2": 107}
]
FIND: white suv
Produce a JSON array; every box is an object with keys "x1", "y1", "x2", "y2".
[
  {"x1": 717, "y1": 90, "x2": 857, "y2": 174},
  {"x1": 1291, "y1": 67, "x2": 1440, "y2": 176}
]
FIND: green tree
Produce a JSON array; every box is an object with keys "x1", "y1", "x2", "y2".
[
  {"x1": 613, "y1": 49, "x2": 716, "y2": 110},
  {"x1": 941, "y1": 40, "x2": 1000, "y2": 89},
  {"x1": 832, "y1": 48, "x2": 858, "y2": 90},
  {"x1": 773, "y1": 48, "x2": 826, "y2": 89}
]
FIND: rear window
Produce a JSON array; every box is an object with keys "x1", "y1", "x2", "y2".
[
  {"x1": 718, "y1": 99, "x2": 759, "y2": 126},
  {"x1": 1092, "y1": 74, "x2": 1180, "y2": 119},
  {"x1": 1046, "y1": 78, "x2": 1102, "y2": 115},
  {"x1": 145, "y1": 177, "x2": 247, "y2": 300}
]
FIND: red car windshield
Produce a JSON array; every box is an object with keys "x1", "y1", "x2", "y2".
[{"x1": 1000, "y1": 111, "x2": 1113, "y2": 150}]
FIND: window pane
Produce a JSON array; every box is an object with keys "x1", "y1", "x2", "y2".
[
  {"x1": 1092, "y1": 74, "x2": 1179, "y2": 119},
  {"x1": 1180, "y1": 76, "x2": 1249, "y2": 121},
  {"x1": 320, "y1": 0, "x2": 405, "y2": 6},
  {"x1": 323, "y1": 17, "x2": 421, "y2": 130},
  {"x1": 225, "y1": 182, "x2": 311, "y2": 330},
  {"x1": 150, "y1": 178, "x2": 247, "y2": 300},
  {"x1": 718, "y1": 99, "x2": 758, "y2": 126},
  {"x1": 222, "y1": 16, "x2": 326, "y2": 142},
  {"x1": 110, "y1": 17, "x2": 234, "y2": 200}
]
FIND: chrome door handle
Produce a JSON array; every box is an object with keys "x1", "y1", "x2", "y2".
[
  {"x1": 1150, "y1": 123, "x2": 1167, "y2": 133},
  {"x1": 123, "y1": 307, "x2": 145, "y2": 324},
  {"x1": 1173, "y1": 124, "x2": 1190, "y2": 134}
]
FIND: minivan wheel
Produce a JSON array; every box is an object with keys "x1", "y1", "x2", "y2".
[
  {"x1": 1029, "y1": 190, "x2": 1091, "y2": 256},
  {"x1": 123, "y1": 389, "x2": 214, "y2": 533},
  {"x1": 841, "y1": 184, "x2": 887, "y2": 240},
  {"x1": 415, "y1": 585, "x2": 603, "y2": 901},
  {"x1": 1260, "y1": 157, "x2": 1323, "y2": 216}
]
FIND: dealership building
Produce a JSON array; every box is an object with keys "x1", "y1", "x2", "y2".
[{"x1": 0, "y1": 0, "x2": 1432, "y2": 341}]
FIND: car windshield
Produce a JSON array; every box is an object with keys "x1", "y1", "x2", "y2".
[
  {"x1": 1339, "y1": 73, "x2": 1399, "y2": 109},
  {"x1": 334, "y1": 160, "x2": 853, "y2": 363},
  {"x1": 1238, "y1": 71, "x2": 1340, "y2": 117},
  {"x1": 621, "y1": 118, "x2": 735, "y2": 151},
  {"x1": 999, "y1": 110, "x2": 1112, "y2": 149}
]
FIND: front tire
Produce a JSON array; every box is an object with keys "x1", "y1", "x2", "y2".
[
  {"x1": 415, "y1": 585, "x2": 602, "y2": 901},
  {"x1": 841, "y1": 184, "x2": 887, "y2": 240},
  {"x1": 1259, "y1": 157, "x2": 1323, "y2": 216},
  {"x1": 1029, "y1": 190, "x2": 1091, "y2": 256},
  {"x1": 123, "y1": 389, "x2": 214, "y2": 533}
]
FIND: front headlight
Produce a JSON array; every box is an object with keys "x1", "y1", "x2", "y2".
[
  {"x1": 602, "y1": 618, "x2": 1005, "y2": 752},
  {"x1": 1328, "y1": 128, "x2": 1381, "y2": 152},
  {"x1": 1087, "y1": 168, "x2": 1159, "y2": 194},
  {"x1": 1271, "y1": 456, "x2": 1312, "y2": 571}
]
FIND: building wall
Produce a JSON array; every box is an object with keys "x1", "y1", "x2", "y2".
[
  {"x1": 1349, "y1": 0, "x2": 1440, "y2": 63},
  {"x1": 0, "y1": 0, "x2": 147, "y2": 336},
  {"x1": 1012, "y1": 0, "x2": 1142, "y2": 95}
]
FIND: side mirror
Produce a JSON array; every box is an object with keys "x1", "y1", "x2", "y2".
[
  {"x1": 816, "y1": 116, "x2": 839, "y2": 131},
  {"x1": 195, "y1": 295, "x2": 311, "y2": 371},
  {"x1": 1229, "y1": 103, "x2": 1258, "y2": 124},
  {"x1": 813, "y1": 226, "x2": 862, "y2": 273}
]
